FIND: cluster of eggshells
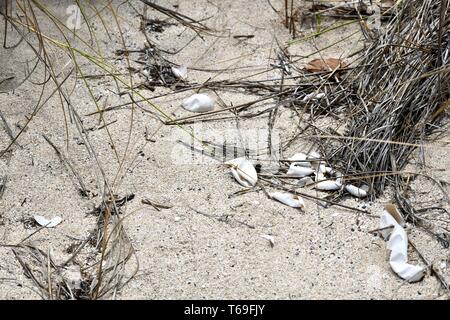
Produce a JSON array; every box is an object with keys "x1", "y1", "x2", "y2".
[
  {"x1": 285, "y1": 152, "x2": 368, "y2": 197},
  {"x1": 173, "y1": 66, "x2": 368, "y2": 209},
  {"x1": 225, "y1": 152, "x2": 368, "y2": 209},
  {"x1": 178, "y1": 67, "x2": 423, "y2": 282},
  {"x1": 168, "y1": 65, "x2": 217, "y2": 114}
]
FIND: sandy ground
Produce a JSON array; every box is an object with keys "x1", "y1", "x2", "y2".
[{"x1": 0, "y1": 0, "x2": 449, "y2": 299}]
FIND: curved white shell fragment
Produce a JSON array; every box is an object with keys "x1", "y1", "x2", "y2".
[
  {"x1": 297, "y1": 176, "x2": 314, "y2": 187},
  {"x1": 34, "y1": 215, "x2": 62, "y2": 228},
  {"x1": 270, "y1": 192, "x2": 305, "y2": 208},
  {"x1": 324, "y1": 166, "x2": 333, "y2": 174},
  {"x1": 334, "y1": 170, "x2": 343, "y2": 178},
  {"x1": 345, "y1": 185, "x2": 368, "y2": 198},
  {"x1": 289, "y1": 153, "x2": 307, "y2": 161},
  {"x1": 171, "y1": 65, "x2": 187, "y2": 80},
  {"x1": 315, "y1": 180, "x2": 342, "y2": 191},
  {"x1": 324, "y1": 166, "x2": 342, "y2": 177},
  {"x1": 379, "y1": 209, "x2": 425, "y2": 282},
  {"x1": 315, "y1": 171, "x2": 326, "y2": 182},
  {"x1": 225, "y1": 157, "x2": 257, "y2": 187},
  {"x1": 182, "y1": 94, "x2": 214, "y2": 113},
  {"x1": 318, "y1": 163, "x2": 327, "y2": 174},
  {"x1": 308, "y1": 151, "x2": 321, "y2": 160},
  {"x1": 287, "y1": 164, "x2": 315, "y2": 177},
  {"x1": 260, "y1": 234, "x2": 275, "y2": 247},
  {"x1": 301, "y1": 92, "x2": 325, "y2": 102},
  {"x1": 360, "y1": 184, "x2": 370, "y2": 192},
  {"x1": 288, "y1": 152, "x2": 311, "y2": 167}
]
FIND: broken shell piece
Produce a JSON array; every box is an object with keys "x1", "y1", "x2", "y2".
[
  {"x1": 297, "y1": 176, "x2": 314, "y2": 187},
  {"x1": 324, "y1": 166, "x2": 333, "y2": 174},
  {"x1": 379, "y1": 209, "x2": 425, "y2": 282},
  {"x1": 328, "y1": 168, "x2": 343, "y2": 178},
  {"x1": 34, "y1": 215, "x2": 62, "y2": 228},
  {"x1": 287, "y1": 164, "x2": 315, "y2": 177},
  {"x1": 289, "y1": 152, "x2": 307, "y2": 161},
  {"x1": 182, "y1": 94, "x2": 214, "y2": 113},
  {"x1": 317, "y1": 163, "x2": 327, "y2": 174},
  {"x1": 315, "y1": 171, "x2": 326, "y2": 183},
  {"x1": 288, "y1": 153, "x2": 311, "y2": 167},
  {"x1": 301, "y1": 92, "x2": 325, "y2": 102},
  {"x1": 171, "y1": 65, "x2": 187, "y2": 80},
  {"x1": 260, "y1": 234, "x2": 275, "y2": 247},
  {"x1": 308, "y1": 151, "x2": 321, "y2": 160},
  {"x1": 360, "y1": 184, "x2": 370, "y2": 192},
  {"x1": 270, "y1": 192, "x2": 305, "y2": 208},
  {"x1": 345, "y1": 185, "x2": 368, "y2": 198},
  {"x1": 315, "y1": 180, "x2": 342, "y2": 191},
  {"x1": 225, "y1": 157, "x2": 257, "y2": 187},
  {"x1": 324, "y1": 166, "x2": 342, "y2": 178}
]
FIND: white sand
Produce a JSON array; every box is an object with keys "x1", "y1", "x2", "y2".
[{"x1": 0, "y1": 0, "x2": 449, "y2": 299}]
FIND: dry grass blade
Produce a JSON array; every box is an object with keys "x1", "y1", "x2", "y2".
[
  {"x1": 321, "y1": 0, "x2": 449, "y2": 196},
  {"x1": 139, "y1": 0, "x2": 212, "y2": 38}
]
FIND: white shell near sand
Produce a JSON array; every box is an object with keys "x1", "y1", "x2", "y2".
[
  {"x1": 182, "y1": 93, "x2": 214, "y2": 112},
  {"x1": 34, "y1": 215, "x2": 62, "y2": 228},
  {"x1": 225, "y1": 157, "x2": 257, "y2": 187},
  {"x1": 287, "y1": 164, "x2": 315, "y2": 177},
  {"x1": 308, "y1": 151, "x2": 321, "y2": 160},
  {"x1": 270, "y1": 192, "x2": 305, "y2": 208},
  {"x1": 301, "y1": 92, "x2": 325, "y2": 102},
  {"x1": 315, "y1": 180, "x2": 342, "y2": 191},
  {"x1": 171, "y1": 65, "x2": 187, "y2": 80},
  {"x1": 379, "y1": 209, "x2": 424, "y2": 282},
  {"x1": 288, "y1": 152, "x2": 311, "y2": 167},
  {"x1": 345, "y1": 184, "x2": 368, "y2": 198},
  {"x1": 297, "y1": 176, "x2": 314, "y2": 187},
  {"x1": 325, "y1": 167, "x2": 343, "y2": 178},
  {"x1": 260, "y1": 234, "x2": 275, "y2": 247}
]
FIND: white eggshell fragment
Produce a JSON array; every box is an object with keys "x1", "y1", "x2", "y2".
[
  {"x1": 360, "y1": 184, "x2": 370, "y2": 192},
  {"x1": 301, "y1": 92, "x2": 325, "y2": 102},
  {"x1": 315, "y1": 171, "x2": 326, "y2": 182},
  {"x1": 225, "y1": 157, "x2": 257, "y2": 187},
  {"x1": 182, "y1": 94, "x2": 214, "y2": 113},
  {"x1": 287, "y1": 164, "x2": 315, "y2": 177},
  {"x1": 270, "y1": 192, "x2": 305, "y2": 208},
  {"x1": 34, "y1": 215, "x2": 62, "y2": 228},
  {"x1": 297, "y1": 176, "x2": 314, "y2": 187},
  {"x1": 289, "y1": 152, "x2": 307, "y2": 161},
  {"x1": 327, "y1": 168, "x2": 343, "y2": 178},
  {"x1": 308, "y1": 151, "x2": 321, "y2": 160},
  {"x1": 345, "y1": 185, "x2": 368, "y2": 198},
  {"x1": 288, "y1": 152, "x2": 311, "y2": 167},
  {"x1": 379, "y1": 209, "x2": 425, "y2": 282},
  {"x1": 171, "y1": 65, "x2": 187, "y2": 80},
  {"x1": 260, "y1": 234, "x2": 275, "y2": 247},
  {"x1": 318, "y1": 163, "x2": 327, "y2": 174},
  {"x1": 315, "y1": 180, "x2": 342, "y2": 191}
]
